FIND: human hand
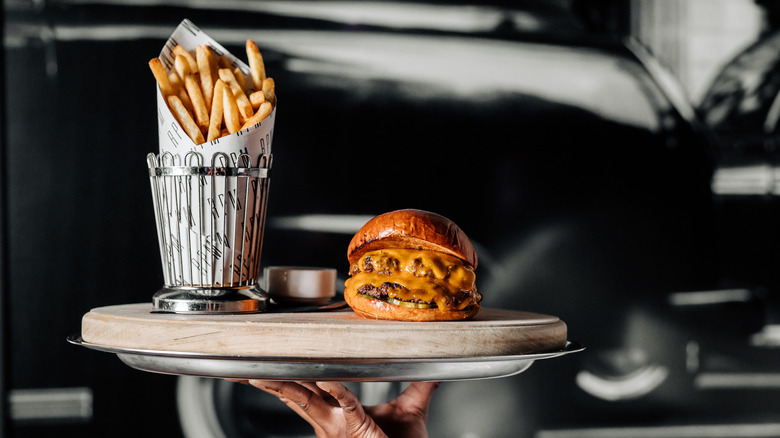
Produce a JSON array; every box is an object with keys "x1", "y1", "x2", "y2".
[{"x1": 241, "y1": 380, "x2": 440, "y2": 438}]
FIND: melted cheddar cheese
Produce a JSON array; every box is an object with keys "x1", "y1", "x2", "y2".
[{"x1": 345, "y1": 248, "x2": 477, "y2": 310}]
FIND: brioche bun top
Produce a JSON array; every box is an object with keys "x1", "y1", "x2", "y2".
[{"x1": 347, "y1": 209, "x2": 478, "y2": 268}]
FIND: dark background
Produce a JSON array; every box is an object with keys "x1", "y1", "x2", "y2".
[{"x1": 4, "y1": 1, "x2": 780, "y2": 437}]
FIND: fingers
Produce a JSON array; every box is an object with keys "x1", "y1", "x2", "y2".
[
  {"x1": 248, "y1": 381, "x2": 325, "y2": 417},
  {"x1": 316, "y1": 382, "x2": 374, "y2": 433},
  {"x1": 248, "y1": 381, "x2": 331, "y2": 436},
  {"x1": 396, "y1": 381, "x2": 442, "y2": 411},
  {"x1": 299, "y1": 381, "x2": 338, "y2": 406},
  {"x1": 249, "y1": 381, "x2": 323, "y2": 411},
  {"x1": 247, "y1": 381, "x2": 338, "y2": 411},
  {"x1": 315, "y1": 381, "x2": 361, "y2": 410}
]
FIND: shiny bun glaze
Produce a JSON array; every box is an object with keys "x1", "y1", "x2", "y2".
[
  {"x1": 347, "y1": 209, "x2": 478, "y2": 268},
  {"x1": 345, "y1": 209, "x2": 481, "y2": 321}
]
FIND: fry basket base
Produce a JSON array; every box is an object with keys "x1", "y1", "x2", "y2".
[{"x1": 152, "y1": 286, "x2": 269, "y2": 314}]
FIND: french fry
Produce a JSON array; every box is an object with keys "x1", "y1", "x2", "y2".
[
  {"x1": 168, "y1": 70, "x2": 194, "y2": 115},
  {"x1": 185, "y1": 75, "x2": 209, "y2": 133},
  {"x1": 168, "y1": 71, "x2": 184, "y2": 93},
  {"x1": 196, "y1": 45, "x2": 215, "y2": 110},
  {"x1": 148, "y1": 58, "x2": 174, "y2": 96},
  {"x1": 246, "y1": 40, "x2": 266, "y2": 91},
  {"x1": 173, "y1": 45, "x2": 198, "y2": 76},
  {"x1": 174, "y1": 54, "x2": 191, "y2": 79},
  {"x1": 207, "y1": 79, "x2": 226, "y2": 141},
  {"x1": 232, "y1": 67, "x2": 247, "y2": 90},
  {"x1": 208, "y1": 49, "x2": 219, "y2": 84},
  {"x1": 149, "y1": 58, "x2": 194, "y2": 114},
  {"x1": 174, "y1": 54, "x2": 208, "y2": 132},
  {"x1": 222, "y1": 81, "x2": 242, "y2": 134},
  {"x1": 262, "y1": 77, "x2": 275, "y2": 105},
  {"x1": 249, "y1": 91, "x2": 265, "y2": 110},
  {"x1": 240, "y1": 101, "x2": 273, "y2": 130},
  {"x1": 168, "y1": 95, "x2": 205, "y2": 144},
  {"x1": 218, "y1": 68, "x2": 253, "y2": 121},
  {"x1": 217, "y1": 55, "x2": 232, "y2": 69}
]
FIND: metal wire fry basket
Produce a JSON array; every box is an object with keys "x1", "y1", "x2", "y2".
[{"x1": 146, "y1": 151, "x2": 272, "y2": 313}]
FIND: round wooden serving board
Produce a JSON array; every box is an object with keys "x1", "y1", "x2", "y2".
[{"x1": 81, "y1": 303, "x2": 567, "y2": 359}]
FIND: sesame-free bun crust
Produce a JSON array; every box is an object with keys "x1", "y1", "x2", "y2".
[
  {"x1": 348, "y1": 209, "x2": 478, "y2": 268},
  {"x1": 344, "y1": 286, "x2": 481, "y2": 321}
]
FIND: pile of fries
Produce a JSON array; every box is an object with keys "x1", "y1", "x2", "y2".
[{"x1": 149, "y1": 40, "x2": 276, "y2": 145}]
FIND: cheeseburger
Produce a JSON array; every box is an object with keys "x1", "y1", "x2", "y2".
[{"x1": 344, "y1": 209, "x2": 481, "y2": 321}]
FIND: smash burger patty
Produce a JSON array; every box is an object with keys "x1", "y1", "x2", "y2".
[
  {"x1": 344, "y1": 209, "x2": 482, "y2": 321},
  {"x1": 349, "y1": 250, "x2": 480, "y2": 309}
]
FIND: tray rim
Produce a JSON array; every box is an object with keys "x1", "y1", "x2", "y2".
[
  {"x1": 68, "y1": 335, "x2": 583, "y2": 381},
  {"x1": 67, "y1": 334, "x2": 583, "y2": 364}
]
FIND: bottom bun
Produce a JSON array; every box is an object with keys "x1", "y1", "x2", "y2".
[{"x1": 345, "y1": 291, "x2": 481, "y2": 321}]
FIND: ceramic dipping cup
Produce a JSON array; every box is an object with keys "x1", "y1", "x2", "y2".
[{"x1": 264, "y1": 266, "x2": 337, "y2": 306}]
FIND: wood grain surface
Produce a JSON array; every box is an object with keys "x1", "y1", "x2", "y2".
[{"x1": 81, "y1": 303, "x2": 567, "y2": 358}]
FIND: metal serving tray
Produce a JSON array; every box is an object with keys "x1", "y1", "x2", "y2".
[{"x1": 67, "y1": 335, "x2": 583, "y2": 382}]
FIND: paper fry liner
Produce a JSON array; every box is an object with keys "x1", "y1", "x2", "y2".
[{"x1": 149, "y1": 20, "x2": 274, "y2": 290}]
